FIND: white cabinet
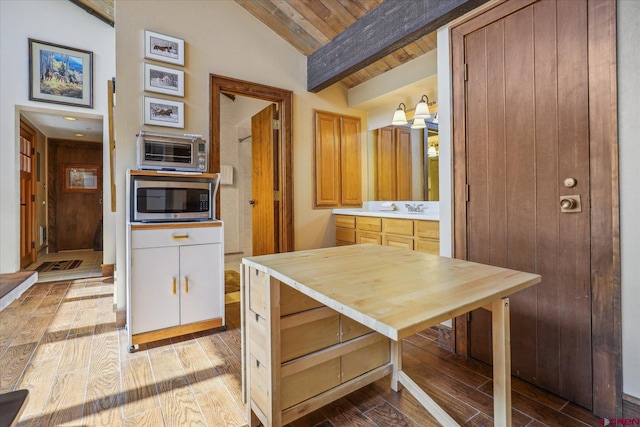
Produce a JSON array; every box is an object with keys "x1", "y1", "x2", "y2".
[{"x1": 126, "y1": 222, "x2": 224, "y2": 351}]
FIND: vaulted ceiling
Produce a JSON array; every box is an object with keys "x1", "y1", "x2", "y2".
[{"x1": 69, "y1": 0, "x2": 438, "y2": 89}]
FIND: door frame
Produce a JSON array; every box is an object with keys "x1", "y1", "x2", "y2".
[
  {"x1": 209, "y1": 74, "x2": 294, "y2": 253},
  {"x1": 19, "y1": 119, "x2": 37, "y2": 268},
  {"x1": 450, "y1": 0, "x2": 620, "y2": 417}
]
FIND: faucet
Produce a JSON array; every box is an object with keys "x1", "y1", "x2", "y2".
[{"x1": 405, "y1": 203, "x2": 424, "y2": 213}]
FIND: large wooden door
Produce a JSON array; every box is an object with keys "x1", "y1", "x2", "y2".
[
  {"x1": 50, "y1": 140, "x2": 103, "y2": 252},
  {"x1": 454, "y1": 0, "x2": 593, "y2": 409},
  {"x1": 19, "y1": 122, "x2": 36, "y2": 269},
  {"x1": 251, "y1": 104, "x2": 279, "y2": 256}
]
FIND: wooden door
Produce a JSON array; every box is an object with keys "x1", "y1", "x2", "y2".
[
  {"x1": 19, "y1": 122, "x2": 36, "y2": 269},
  {"x1": 51, "y1": 140, "x2": 103, "y2": 251},
  {"x1": 251, "y1": 104, "x2": 279, "y2": 256},
  {"x1": 453, "y1": 0, "x2": 594, "y2": 409}
]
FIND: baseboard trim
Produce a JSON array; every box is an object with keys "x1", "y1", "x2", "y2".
[
  {"x1": 101, "y1": 263, "x2": 115, "y2": 278},
  {"x1": 623, "y1": 393, "x2": 640, "y2": 418}
]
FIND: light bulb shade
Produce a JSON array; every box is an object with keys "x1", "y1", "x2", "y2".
[
  {"x1": 411, "y1": 118, "x2": 426, "y2": 129},
  {"x1": 413, "y1": 95, "x2": 431, "y2": 119},
  {"x1": 428, "y1": 146, "x2": 438, "y2": 157},
  {"x1": 391, "y1": 104, "x2": 408, "y2": 125}
]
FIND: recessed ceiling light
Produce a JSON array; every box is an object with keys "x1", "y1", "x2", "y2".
[
  {"x1": 63, "y1": 116, "x2": 77, "y2": 121},
  {"x1": 74, "y1": 133, "x2": 85, "y2": 137}
]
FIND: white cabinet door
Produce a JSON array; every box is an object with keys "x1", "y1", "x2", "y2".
[
  {"x1": 179, "y1": 243, "x2": 223, "y2": 325},
  {"x1": 131, "y1": 246, "x2": 180, "y2": 334}
]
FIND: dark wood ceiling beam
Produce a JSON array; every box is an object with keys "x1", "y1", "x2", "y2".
[{"x1": 307, "y1": 0, "x2": 490, "y2": 92}]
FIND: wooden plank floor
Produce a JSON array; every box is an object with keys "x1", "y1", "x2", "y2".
[{"x1": 0, "y1": 277, "x2": 603, "y2": 426}]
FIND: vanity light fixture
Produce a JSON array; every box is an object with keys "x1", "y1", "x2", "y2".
[
  {"x1": 391, "y1": 103, "x2": 408, "y2": 125},
  {"x1": 413, "y1": 95, "x2": 432, "y2": 119},
  {"x1": 411, "y1": 118, "x2": 426, "y2": 129},
  {"x1": 391, "y1": 95, "x2": 437, "y2": 126}
]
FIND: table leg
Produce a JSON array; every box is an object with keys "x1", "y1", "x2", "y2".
[
  {"x1": 390, "y1": 339, "x2": 403, "y2": 392},
  {"x1": 492, "y1": 297, "x2": 512, "y2": 427}
]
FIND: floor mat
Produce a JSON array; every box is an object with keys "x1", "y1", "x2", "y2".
[{"x1": 35, "y1": 259, "x2": 83, "y2": 273}]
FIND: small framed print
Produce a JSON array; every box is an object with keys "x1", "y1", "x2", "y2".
[
  {"x1": 143, "y1": 96, "x2": 184, "y2": 129},
  {"x1": 144, "y1": 63, "x2": 184, "y2": 97},
  {"x1": 144, "y1": 30, "x2": 184, "y2": 66},
  {"x1": 63, "y1": 164, "x2": 101, "y2": 192}
]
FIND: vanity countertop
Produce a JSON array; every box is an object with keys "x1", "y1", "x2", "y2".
[{"x1": 332, "y1": 201, "x2": 439, "y2": 221}]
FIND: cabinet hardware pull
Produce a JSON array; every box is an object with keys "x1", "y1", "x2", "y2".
[
  {"x1": 184, "y1": 277, "x2": 189, "y2": 293},
  {"x1": 172, "y1": 234, "x2": 189, "y2": 239},
  {"x1": 172, "y1": 278, "x2": 177, "y2": 294}
]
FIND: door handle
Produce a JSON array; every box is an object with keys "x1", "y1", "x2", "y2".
[
  {"x1": 184, "y1": 277, "x2": 189, "y2": 293},
  {"x1": 249, "y1": 199, "x2": 256, "y2": 206},
  {"x1": 172, "y1": 277, "x2": 177, "y2": 294},
  {"x1": 560, "y1": 195, "x2": 582, "y2": 213}
]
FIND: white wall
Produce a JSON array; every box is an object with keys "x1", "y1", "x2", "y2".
[
  {"x1": 618, "y1": 0, "x2": 640, "y2": 401},
  {"x1": 0, "y1": 0, "x2": 116, "y2": 274},
  {"x1": 114, "y1": 0, "x2": 367, "y2": 308}
]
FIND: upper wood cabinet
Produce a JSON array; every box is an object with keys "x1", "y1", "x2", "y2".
[
  {"x1": 314, "y1": 111, "x2": 362, "y2": 208},
  {"x1": 375, "y1": 126, "x2": 412, "y2": 201}
]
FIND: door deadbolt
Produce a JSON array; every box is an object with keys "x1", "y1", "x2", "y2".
[{"x1": 560, "y1": 195, "x2": 582, "y2": 213}]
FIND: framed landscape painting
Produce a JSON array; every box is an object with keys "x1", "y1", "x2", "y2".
[
  {"x1": 143, "y1": 96, "x2": 184, "y2": 128},
  {"x1": 144, "y1": 63, "x2": 184, "y2": 97},
  {"x1": 144, "y1": 30, "x2": 185, "y2": 66},
  {"x1": 29, "y1": 39, "x2": 93, "y2": 108}
]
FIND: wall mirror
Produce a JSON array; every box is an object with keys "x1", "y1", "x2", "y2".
[{"x1": 366, "y1": 121, "x2": 439, "y2": 202}]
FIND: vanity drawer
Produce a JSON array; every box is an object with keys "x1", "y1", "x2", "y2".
[
  {"x1": 384, "y1": 234, "x2": 414, "y2": 250},
  {"x1": 356, "y1": 216, "x2": 382, "y2": 232},
  {"x1": 416, "y1": 220, "x2": 439, "y2": 239},
  {"x1": 416, "y1": 238, "x2": 439, "y2": 255},
  {"x1": 336, "y1": 228, "x2": 356, "y2": 244},
  {"x1": 335, "y1": 215, "x2": 356, "y2": 229},
  {"x1": 382, "y1": 218, "x2": 414, "y2": 236}
]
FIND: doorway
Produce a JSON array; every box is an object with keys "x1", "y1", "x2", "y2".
[
  {"x1": 451, "y1": 0, "x2": 620, "y2": 416},
  {"x1": 18, "y1": 108, "x2": 105, "y2": 279},
  {"x1": 210, "y1": 75, "x2": 294, "y2": 255}
]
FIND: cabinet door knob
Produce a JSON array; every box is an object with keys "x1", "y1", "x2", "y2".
[
  {"x1": 184, "y1": 277, "x2": 189, "y2": 293},
  {"x1": 172, "y1": 278, "x2": 177, "y2": 295}
]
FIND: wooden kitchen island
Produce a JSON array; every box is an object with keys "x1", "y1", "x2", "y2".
[{"x1": 241, "y1": 244, "x2": 541, "y2": 427}]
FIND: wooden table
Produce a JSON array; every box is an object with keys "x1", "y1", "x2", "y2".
[{"x1": 241, "y1": 244, "x2": 541, "y2": 426}]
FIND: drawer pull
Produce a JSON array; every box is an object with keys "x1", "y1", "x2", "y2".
[
  {"x1": 172, "y1": 278, "x2": 177, "y2": 295},
  {"x1": 184, "y1": 277, "x2": 189, "y2": 293},
  {"x1": 172, "y1": 234, "x2": 189, "y2": 239}
]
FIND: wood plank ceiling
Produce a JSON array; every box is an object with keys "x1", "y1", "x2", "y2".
[{"x1": 69, "y1": 0, "x2": 437, "y2": 90}]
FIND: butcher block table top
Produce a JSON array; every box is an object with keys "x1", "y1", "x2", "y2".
[{"x1": 242, "y1": 244, "x2": 541, "y2": 341}]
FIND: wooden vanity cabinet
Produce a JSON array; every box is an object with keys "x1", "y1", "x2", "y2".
[{"x1": 334, "y1": 214, "x2": 439, "y2": 255}]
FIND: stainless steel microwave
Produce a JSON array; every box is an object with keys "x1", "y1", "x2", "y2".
[
  {"x1": 129, "y1": 172, "x2": 219, "y2": 222},
  {"x1": 137, "y1": 131, "x2": 208, "y2": 172}
]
